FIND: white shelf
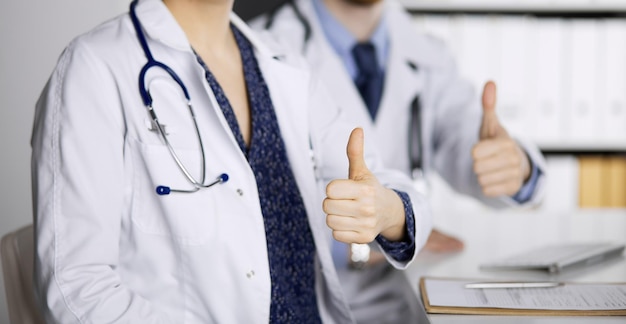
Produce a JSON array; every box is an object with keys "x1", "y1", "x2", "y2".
[{"x1": 399, "y1": 0, "x2": 626, "y2": 13}]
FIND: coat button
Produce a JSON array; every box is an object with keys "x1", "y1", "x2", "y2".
[
  {"x1": 246, "y1": 270, "x2": 255, "y2": 278},
  {"x1": 237, "y1": 189, "x2": 244, "y2": 196}
]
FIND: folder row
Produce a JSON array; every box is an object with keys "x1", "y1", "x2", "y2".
[{"x1": 412, "y1": 14, "x2": 626, "y2": 150}]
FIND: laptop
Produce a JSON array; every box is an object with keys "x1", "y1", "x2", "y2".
[{"x1": 479, "y1": 242, "x2": 625, "y2": 273}]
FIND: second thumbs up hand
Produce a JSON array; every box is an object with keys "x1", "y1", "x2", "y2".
[
  {"x1": 323, "y1": 128, "x2": 406, "y2": 244},
  {"x1": 472, "y1": 81, "x2": 531, "y2": 197}
]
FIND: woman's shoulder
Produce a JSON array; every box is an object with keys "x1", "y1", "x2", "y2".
[
  {"x1": 54, "y1": 14, "x2": 133, "y2": 69},
  {"x1": 72, "y1": 13, "x2": 131, "y2": 50}
]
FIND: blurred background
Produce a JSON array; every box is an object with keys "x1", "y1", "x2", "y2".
[
  {"x1": 399, "y1": 0, "x2": 626, "y2": 218},
  {"x1": 1, "y1": 0, "x2": 625, "y2": 322}
]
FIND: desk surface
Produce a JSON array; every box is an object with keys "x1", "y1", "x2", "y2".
[{"x1": 405, "y1": 209, "x2": 626, "y2": 323}]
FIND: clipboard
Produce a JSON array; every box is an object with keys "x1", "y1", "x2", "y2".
[{"x1": 419, "y1": 277, "x2": 626, "y2": 316}]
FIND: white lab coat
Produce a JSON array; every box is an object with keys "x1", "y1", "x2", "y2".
[
  {"x1": 30, "y1": 0, "x2": 431, "y2": 323},
  {"x1": 253, "y1": 0, "x2": 547, "y2": 322},
  {"x1": 253, "y1": 0, "x2": 547, "y2": 206}
]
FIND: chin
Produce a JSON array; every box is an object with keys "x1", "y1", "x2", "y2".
[{"x1": 344, "y1": 0, "x2": 383, "y2": 6}]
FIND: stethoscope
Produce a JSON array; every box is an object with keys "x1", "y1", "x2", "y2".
[{"x1": 129, "y1": 0, "x2": 229, "y2": 195}]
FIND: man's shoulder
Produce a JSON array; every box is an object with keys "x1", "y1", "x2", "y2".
[{"x1": 387, "y1": 4, "x2": 456, "y2": 70}]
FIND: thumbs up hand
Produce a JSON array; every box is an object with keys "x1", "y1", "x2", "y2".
[
  {"x1": 324, "y1": 128, "x2": 406, "y2": 244},
  {"x1": 472, "y1": 81, "x2": 531, "y2": 197}
]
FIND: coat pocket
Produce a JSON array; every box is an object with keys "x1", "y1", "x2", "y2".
[{"x1": 131, "y1": 142, "x2": 221, "y2": 245}]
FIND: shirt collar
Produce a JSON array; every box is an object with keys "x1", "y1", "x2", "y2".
[{"x1": 312, "y1": 0, "x2": 389, "y2": 72}]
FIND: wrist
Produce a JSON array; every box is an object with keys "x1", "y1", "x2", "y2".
[{"x1": 379, "y1": 188, "x2": 407, "y2": 241}]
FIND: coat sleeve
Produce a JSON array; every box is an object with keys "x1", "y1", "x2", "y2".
[
  {"x1": 31, "y1": 39, "x2": 173, "y2": 324},
  {"x1": 306, "y1": 72, "x2": 432, "y2": 269}
]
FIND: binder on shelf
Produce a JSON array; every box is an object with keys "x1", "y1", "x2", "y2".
[
  {"x1": 601, "y1": 19, "x2": 626, "y2": 142},
  {"x1": 457, "y1": 15, "x2": 499, "y2": 92},
  {"x1": 566, "y1": 19, "x2": 600, "y2": 143},
  {"x1": 606, "y1": 156, "x2": 626, "y2": 208},
  {"x1": 578, "y1": 156, "x2": 604, "y2": 208},
  {"x1": 495, "y1": 16, "x2": 531, "y2": 137},
  {"x1": 578, "y1": 156, "x2": 626, "y2": 208},
  {"x1": 530, "y1": 18, "x2": 565, "y2": 145},
  {"x1": 412, "y1": 14, "x2": 456, "y2": 49}
]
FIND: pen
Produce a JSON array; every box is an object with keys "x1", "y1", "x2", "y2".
[{"x1": 464, "y1": 282, "x2": 564, "y2": 289}]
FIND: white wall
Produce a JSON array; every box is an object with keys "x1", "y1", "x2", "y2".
[{"x1": 0, "y1": 0, "x2": 128, "y2": 322}]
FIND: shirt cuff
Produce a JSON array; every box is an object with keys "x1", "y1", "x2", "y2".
[
  {"x1": 512, "y1": 159, "x2": 542, "y2": 203},
  {"x1": 375, "y1": 190, "x2": 415, "y2": 262}
]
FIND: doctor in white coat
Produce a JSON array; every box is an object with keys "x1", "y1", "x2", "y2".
[
  {"x1": 31, "y1": 0, "x2": 433, "y2": 322},
  {"x1": 253, "y1": 0, "x2": 547, "y2": 322}
]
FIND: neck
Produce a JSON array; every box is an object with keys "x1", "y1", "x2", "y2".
[
  {"x1": 323, "y1": 0, "x2": 384, "y2": 42},
  {"x1": 163, "y1": 0, "x2": 234, "y2": 55}
]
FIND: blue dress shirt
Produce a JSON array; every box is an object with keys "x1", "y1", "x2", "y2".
[{"x1": 312, "y1": 0, "x2": 389, "y2": 80}]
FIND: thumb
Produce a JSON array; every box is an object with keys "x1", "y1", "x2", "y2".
[
  {"x1": 347, "y1": 128, "x2": 371, "y2": 180},
  {"x1": 480, "y1": 80, "x2": 500, "y2": 139}
]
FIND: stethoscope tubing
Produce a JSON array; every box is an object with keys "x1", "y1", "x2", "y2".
[{"x1": 129, "y1": 0, "x2": 228, "y2": 195}]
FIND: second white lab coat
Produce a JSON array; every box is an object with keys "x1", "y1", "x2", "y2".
[
  {"x1": 31, "y1": 0, "x2": 431, "y2": 323},
  {"x1": 254, "y1": 0, "x2": 547, "y2": 207},
  {"x1": 253, "y1": 0, "x2": 547, "y2": 322}
]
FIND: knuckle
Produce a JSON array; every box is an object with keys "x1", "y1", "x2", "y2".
[
  {"x1": 515, "y1": 178, "x2": 523, "y2": 189},
  {"x1": 473, "y1": 163, "x2": 481, "y2": 174},
  {"x1": 508, "y1": 155, "x2": 519, "y2": 166},
  {"x1": 507, "y1": 183, "x2": 519, "y2": 196},
  {"x1": 355, "y1": 237, "x2": 368, "y2": 245},
  {"x1": 326, "y1": 214, "x2": 335, "y2": 228},
  {"x1": 359, "y1": 205, "x2": 376, "y2": 218},
  {"x1": 471, "y1": 146, "x2": 479, "y2": 159},
  {"x1": 359, "y1": 185, "x2": 376, "y2": 198},
  {"x1": 363, "y1": 217, "x2": 377, "y2": 231},
  {"x1": 512, "y1": 168, "x2": 521, "y2": 180},
  {"x1": 325, "y1": 182, "x2": 335, "y2": 197},
  {"x1": 477, "y1": 175, "x2": 488, "y2": 187},
  {"x1": 356, "y1": 233, "x2": 374, "y2": 244}
]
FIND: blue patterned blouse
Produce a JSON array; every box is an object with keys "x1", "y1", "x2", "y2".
[{"x1": 195, "y1": 26, "x2": 321, "y2": 323}]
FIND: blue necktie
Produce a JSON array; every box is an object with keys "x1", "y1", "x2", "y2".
[{"x1": 352, "y1": 42, "x2": 384, "y2": 120}]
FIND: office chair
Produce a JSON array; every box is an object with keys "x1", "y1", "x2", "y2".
[{"x1": 1, "y1": 224, "x2": 45, "y2": 324}]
